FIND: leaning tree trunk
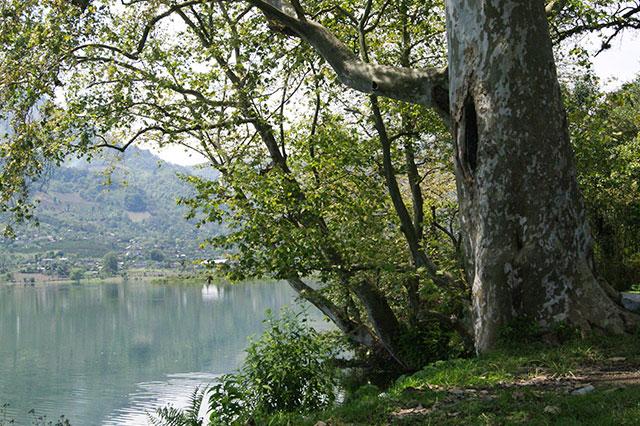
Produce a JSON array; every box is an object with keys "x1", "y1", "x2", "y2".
[{"x1": 445, "y1": 0, "x2": 637, "y2": 352}]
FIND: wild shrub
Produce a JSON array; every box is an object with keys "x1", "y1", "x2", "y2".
[{"x1": 154, "y1": 308, "x2": 339, "y2": 425}]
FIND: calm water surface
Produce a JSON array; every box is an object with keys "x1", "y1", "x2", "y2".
[{"x1": 0, "y1": 280, "x2": 313, "y2": 425}]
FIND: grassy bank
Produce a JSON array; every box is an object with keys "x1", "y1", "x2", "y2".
[{"x1": 262, "y1": 335, "x2": 640, "y2": 425}]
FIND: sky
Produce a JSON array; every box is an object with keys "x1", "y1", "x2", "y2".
[
  {"x1": 153, "y1": 32, "x2": 640, "y2": 166},
  {"x1": 150, "y1": 144, "x2": 207, "y2": 167},
  {"x1": 590, "y1": 32, "x2": 640, "y2": 90}
]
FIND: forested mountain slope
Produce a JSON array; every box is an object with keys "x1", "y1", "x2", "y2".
[{"x1": 0, "y1": 147, "x2": 220, "y2": 278}]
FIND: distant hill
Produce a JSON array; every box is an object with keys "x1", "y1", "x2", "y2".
[{"x1": 0, "y1": 147, "x2": 221, "y2": 279}]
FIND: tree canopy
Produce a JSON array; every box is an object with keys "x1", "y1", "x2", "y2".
[{"x1": 2, "y1": 0, "x2": 640, "y2": 365}]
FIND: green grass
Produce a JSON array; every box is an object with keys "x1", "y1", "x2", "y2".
[{"x1": 260, "y1": 335, "x2": 640, "y2": 425}]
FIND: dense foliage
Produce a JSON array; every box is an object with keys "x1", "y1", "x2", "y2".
[
  {"x1": 567, "y1": 77, "x2": 640, "y2": 290},
  {"x1": 242, "y1": 311, "x2": 337, "y2": 412},
  {"x1": 209, "y1": 309, "x2": 338, "y2": 423}
]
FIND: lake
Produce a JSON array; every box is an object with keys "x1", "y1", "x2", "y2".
[{"x1": 0, "y1": 280, "x2": 317, "y2": 425}]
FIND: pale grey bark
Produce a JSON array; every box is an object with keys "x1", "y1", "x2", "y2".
[{"x1": 444, "y1": 0, "x2": 637, "y2": 352}]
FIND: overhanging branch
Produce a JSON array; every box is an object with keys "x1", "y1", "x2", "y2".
[
  {"x1": 287, "y1": 277, "x2": 378, "y2": 348},
  {"x1": 242, "y1": 0, "x2": 450, "y2": 116},
  {"x1": 93, "y1": 119, "x2": 254, "y2": 152}
]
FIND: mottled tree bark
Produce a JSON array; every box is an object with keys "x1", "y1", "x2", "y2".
[{"x1": 445, "y1": 0, "x2": 637, "y2": 352}]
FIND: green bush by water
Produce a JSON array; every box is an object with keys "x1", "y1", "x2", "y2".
[{"x1": 154, "y1": 307, "x2": 339, "y2": 425}]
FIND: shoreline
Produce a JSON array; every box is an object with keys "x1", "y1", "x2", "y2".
[{"x1": 0, "y1": 269, "x2": 214, "y2": 286}]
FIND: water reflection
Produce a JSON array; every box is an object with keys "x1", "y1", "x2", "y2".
[
  {"x1": 201, "y1": 284, "x2": 224, "y2": 302},
  {"x1": 0, "y1": 280, "x2": 304, "y2": 425}
]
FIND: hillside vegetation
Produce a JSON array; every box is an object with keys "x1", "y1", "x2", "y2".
[{"x1": 0, "y1": 147, "x2": 221, "y2": 281}]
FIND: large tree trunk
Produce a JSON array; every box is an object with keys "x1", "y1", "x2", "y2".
[
  {"x1": 445, "y1": 0, "x2": 637, "y2": 352},
  {"x1": 231, "y1": 0, "x2": 638, "y2": 355}
]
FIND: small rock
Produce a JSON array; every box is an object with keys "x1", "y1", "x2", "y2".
[
  {"x1": 621, "y1": 293, "x2": 640, "y2": 313},
  {"x1": 512, "y1": 391, "x2": 525, "y2": 400},
  {"x1": 314, "y1": 421, "x2": 327, "y2": 426},
  {"x1": 544, "y1": 405, "x2": 561, "y2": 414},
  {"x1": 571, "y1": 384, "x2": 595, "y2": 395},
  {"x1": 450, "y1": 388, "x2": 465, "y2": 396},
  {"x1": 391, "y1": 406, "x2": 431, "y2": 418}
]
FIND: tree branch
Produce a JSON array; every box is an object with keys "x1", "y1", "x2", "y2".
[
  {"x1": 545, "y1": 0, "x2": 566, "y2": 16},
  {"x1": 243, "y1": 0, "x2": 450, "y2": 116},
  {"x1": 287, "y1": 277, "x2": 378, "y2": 348},
  {"x1": 134, "y1": 0, "x2": 208, "y2": 56},
  {"x1": 554, "y1": 3, "x2": 640, "y2": 43},
  {"x1": 93, "y1": 120, "x2": 254, "y2": 152},
  {"x1": 289, "y1": 0, "x2": 307, "y2": 21}
]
